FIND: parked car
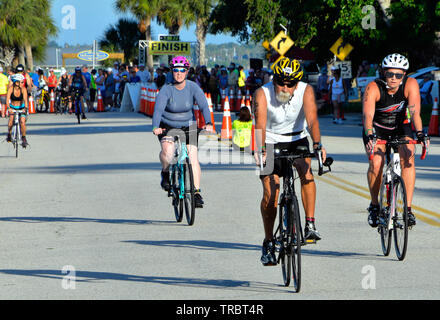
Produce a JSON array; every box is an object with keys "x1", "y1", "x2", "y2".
[
  {"x1": 300, "y1": 60, "x2": 320, "y2": 87},
  {"x1": 408, "y1": 66, "x2": 439, "y2": 104}
]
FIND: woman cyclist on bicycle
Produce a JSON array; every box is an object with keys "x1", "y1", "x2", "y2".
[
  {"x1": 152, "y1": 56, "x2": 213, "y2": 208},
  {"x1": 3, "y1": 74, "x2": 29, "y2": 147}
]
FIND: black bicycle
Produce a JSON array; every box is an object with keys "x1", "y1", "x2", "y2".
[
  {"x1": 72, "y1": 88, "x2": 84, "y2": 124},
  {"x1": 272, "y1": 146, "x2": 333, "y2": 292}
]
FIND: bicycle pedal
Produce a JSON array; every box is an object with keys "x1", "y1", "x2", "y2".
[{"x1": 305, "y1": 239, "x2": 317, "y2": 244}]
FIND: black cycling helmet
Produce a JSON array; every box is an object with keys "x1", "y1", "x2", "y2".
[
  {"x1": 75, "y1": 67, "x2": 81, "y2": 72},
  {"x1": 15, "y1": 64, "x2": 25, "y2": 73}
]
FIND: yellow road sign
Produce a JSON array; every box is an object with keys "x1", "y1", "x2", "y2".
[
  {"x1": 330, "y1": 37, "x2": 353, "y2": 61},
  {"x1": 270, "y1": 31, "x2": 294, "y2": 56},
  {"x1": 149, "y1": 41, "x2": 191, "y2": 56},
  {"x1": 270, "y1": 55, "x2": 285, "y2": 70}
]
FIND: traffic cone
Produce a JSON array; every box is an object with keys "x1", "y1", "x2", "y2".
[
  {"x1": 97, "y1": 89, "x2": 104, "y2": 112},
  {"x1": 194, "y1": 103, "x2": 206, "y2": 129},
  {"x1": 49, "y1": 91, "x2": 55, "y2": 113},
  {"x1": 245, "y1": 86, "x2": 250, "y2": 103},
  {"x1": 221, "y1": 88, "x2": 226, "y2": 111},
  {"x1": 220, "y1": 96, "x2": 232, "y2": 140},
  {"x1": 28, "y1": 95, "x2": 36, "y2": 114},
  {"x1": 229, "y1": 88, "x2": 235, "y2": 112},
  {"x1": 428, "y1": 98, "x2": 439, "y2": 136},
  {"x1": 140, "y1": 87, "x2": 146, "y2": 114},
  {"x1": 152, "y1": 89, "x2": 159, "y2": 115},
  {"x1": 206, "y1": 93, "x2": 216, "y2": 133},
  {"x1": 146, "y1": 88, "x2": 151, "y2": 116},
  {"x1": 245, "y1": 98, "x2": 251, "y2": 112}
]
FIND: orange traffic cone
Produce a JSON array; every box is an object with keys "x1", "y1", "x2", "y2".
[
  {"x1": 229, "y1": 88, "x2": 235, "y2": 112},
  {"x1": 140, "y1": 87, "x2": 146, "y2": 114},
  {"x1": 206, "y1": 93, "x2": 216, "y2": 133},
  {"x1": 49, "y1": 91, "x2": 55, "y2": 113},
  {"x1": 220, "y1": 96, "x2": 232, "y2": 140},
  {"x1": 245, "y1": 98, "x2": 251, "y2": 112},
  {"x1": 194, "y1": 103, "x2": 206, "y2": 129},
  {"x1": 235, "y1": 89, "x2": 242, "y2": 111},
  {"x1": 428, "y1": 98, "x2": 439, "y2": 136},
  {"x1": 28, "y1": 95, "x2": 36, "y2": 114},
  {"x1": 97, "y1": 89, "x2": 104, "y2": 112}
]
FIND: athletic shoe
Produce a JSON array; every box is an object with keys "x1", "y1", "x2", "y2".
[
  {"x1": 21, "y1": 136, "x2": 28, "y2": 148},
  {"x1": 304, "y1": 221, "x2": 322, "y2": 241},
  {"x1": 194, "y1": 193, "x2": 204, "y2": 208},
  {"x1": 160, "y1": 171, "x2": 170, "y2": 191},
  {"x1": 368, "y1": 203, "x2": 380, "y2": 228},
  {"x1": 408, "y1": 208, "x2": 416, "y2": 227},
  {"x1": 261, "y1": 239, "x2": 277, "y2": 266}
]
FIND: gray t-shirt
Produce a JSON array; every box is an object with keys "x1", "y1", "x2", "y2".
[{"x1": 152, "y1": 80, "x2": 211, "y2": 128}]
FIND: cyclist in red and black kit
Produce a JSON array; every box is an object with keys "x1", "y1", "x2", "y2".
[{"x1": 362, "y1": 53, "x2": 429, "y2": 228}]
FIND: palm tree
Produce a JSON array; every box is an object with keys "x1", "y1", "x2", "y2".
[
  {"x1": 115, "y1": 0, "x2": 163, "y2": 70},
  {"x1": 156, "y1": 1, "x2": 193, "y2": 36},
  {"x1": 99, "y1": 18, "x2": 142, "y2": 64},
  {"x1": 0, "y1": 0, "x2": 57, "y2": 70},
  {"x1": 189, "y1": 0, "x2": 217, "y2": 66}
]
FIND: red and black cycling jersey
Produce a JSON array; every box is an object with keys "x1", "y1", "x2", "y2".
[{"x1": 373, "y1": 77, "x2": 408, "y2": 130}]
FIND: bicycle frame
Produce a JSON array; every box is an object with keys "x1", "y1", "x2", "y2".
[{"x1": 171, "y1": 136, "x2": 189, "y2": 201}]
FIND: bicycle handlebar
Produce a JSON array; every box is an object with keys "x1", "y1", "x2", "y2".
[
  {"x1": 369, "y1": 138, "x2": 428, "y2": 160},
  {"x1": 274, "y1": 149, "x2": 333, "y2": 176}
]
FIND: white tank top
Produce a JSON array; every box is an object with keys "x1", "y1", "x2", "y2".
[
  {"x1": 262, "y1": 81, "x2": 309, "y2": 144},
  {"x1": 331, "y1": 77, "x2": 344, "y2": 95}
]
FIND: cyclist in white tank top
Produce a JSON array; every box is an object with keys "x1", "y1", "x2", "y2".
[{"x1": 253, "y1": 57, "x2": 327, "y2": 266}]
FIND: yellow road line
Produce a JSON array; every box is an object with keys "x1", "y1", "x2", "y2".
[{"x1": 317, "y1": 174, "x2": 440, "y2": 228}]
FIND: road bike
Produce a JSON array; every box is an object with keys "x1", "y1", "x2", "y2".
[
  {"x1": 55, "y1": 87, "x2": 69, "y2": 114},
  {"x1": 372, "y1": 138, "x2": 427, "y2": 261},
  {"x1": 10, "y1": 109, "x2": 28, "y2": 158},
  {"x1": 270, "y1": 146, "x2": 333, "y2": 292},
  {"x1": 35, "y1": 85, "x2": 50, "y2": 113},
  {"x1": 72, "y1": 89, "x2": 84, "y2": 124},
  {"x1": 165, "y1": 128, "x2": 197, "y2": 226}
]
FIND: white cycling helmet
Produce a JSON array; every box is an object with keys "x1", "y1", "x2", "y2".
[
  {"x1": 11, "y1": 74, "x2": 25, "y2": 83},
  {"x1": 382, "y1": 53, "x2": 409, "y2": 71}
]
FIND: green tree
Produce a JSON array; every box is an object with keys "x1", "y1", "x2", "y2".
[
  {"x1": 115, "y1": 0, "x2": 162, "y2": 70},
  {"x1": 0, "y1": 0, "x2": 57, "y2": 70},
  {"x1": 99, "y1": 18, "x2": 142, "y2": 64}
]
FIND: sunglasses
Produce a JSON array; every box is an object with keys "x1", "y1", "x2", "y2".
[
  {"x1": 275, "y1": 77, "x2": 297, "y2": 88},
  {"x1": 173, "y1": 68, "x2": 187, "y2": 73},
  {"x1": 385, "y1": 71, "x2": 404, "y2": 79}
]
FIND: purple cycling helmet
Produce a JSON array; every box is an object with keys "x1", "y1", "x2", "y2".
[{"x1": 170, "y1": 56, "x2": 190, "y2": 68}]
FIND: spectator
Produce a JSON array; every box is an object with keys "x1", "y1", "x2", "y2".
[
  {"x1": 47, "y1": 69, "x2": 58, "y2": 96},
  {"x1": 104, "y1": 68, "x2": 115, "y2": 110},
  {"x1": 245, "y1": 69, "x2": 258, "y2": 96},
  {"x1": 129, "y1": 68, "x2": 141, "y2": 83},
  {"x1": 187, "y1": 67, "x2": 196, "y2": 82},
  {"x1": 208, "y1": 69, "x2": 220, "y2": 110},
  {"x1": 0, "y1": 66, "x2": 9, "y2": 110},
  {"x1": 367, "y1": 63, "x2": 377, "y2": 77},
  {"x1": 112, "y1": 62, "x2": 120, "y2": 76},
  {"x1": 227, "y1": 63, "x2": 238, "y2": 95},
  {"x1": 237, "y1": 65, "x2": 246, "y2": 95},
  {"x1": 113, "y1": 68, "x2": 122, "y2": 108},
  {"x1": 316, "y1": 66, "x2": 329, "y2": 99},
  {"x1": 218, "y1": 68, "x2": 228, "y2": 91},
  {"x1": 89, "y1": 69, "x2": 97, "y2": 111},
  {"x1": 420, "y1": 75, "x2": 434, "y2": 105},
  {"x1": 95, "y1": 69, "x2": 106, "y2": 99},
  {"x1": 82, "y1": 65, "x2": 92, "y2": 111},
  {"x1": 137, "y1": 64, "x2": 150, "y2": 83},
  {"x1": 357, "y1": 60, "x2": 369, "y2": 77},
  {"x1": 232, "y1": 106, "x2": 253, "y2": 152},
  {"x1": 155, "y1": 67, "x2": 166, "y2": 89},
  {"x1": 328, "y1": 66, "x2": 348, "y2": 124}
]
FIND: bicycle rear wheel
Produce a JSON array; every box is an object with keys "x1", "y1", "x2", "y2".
[
  {"x1": 171, "y1": 166, "x2": 183, "y2": 222},
  {"x1": 12, "y1": 126, "x2": 18, "y2": 158},
  {"x1": 393, "y1": 176, "x2": 408, "y2": 261},
  {"x1": 183, "y1": 158, "x2": 195, "y2": 226},
  {"x1": 291, "y1": 195, "x2": 302, "y2": 293},
  {"x1": 379, "y1": 178, "x2": 392, "y2": 256}
]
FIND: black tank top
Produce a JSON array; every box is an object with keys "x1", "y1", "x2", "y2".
[
  {"x1": 373, "y1": 77, "x2": 408, "y2": 129},
  {"x1": 10, "y1": 87, "x2": 23, "y2": 102}
]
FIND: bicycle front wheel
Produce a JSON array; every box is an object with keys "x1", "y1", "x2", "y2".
[
  {"x1": 183, "y1": 158, "x2": 195, "y2": 226},
  {"x1": 290, "y1": 195, "x2": 302, "y2": 293},
  {"x1": 393, "y1": 175, "x2": 408, "y2": 261},
  {"x1": 379, "y1": 178, "x2": 392, "y2": 256},
  {"x1": 279, "y1": 199, "x2": 292, "y2": 287},
  {"x1": 171, "y1": 166, "x2": 183, "y2": 223}
]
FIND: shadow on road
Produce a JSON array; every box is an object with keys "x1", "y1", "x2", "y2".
[
  {"x1": 0, "y1": 269, "x2": 287, "y2": 294},
  {"x1": 0, "y1": 216, "x2": 175, "y2": 226},
  {"x1": 123, "y1": 239, "x2": 261, "y2": 251}
]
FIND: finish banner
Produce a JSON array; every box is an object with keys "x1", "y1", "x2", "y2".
[{"x1": 149, "y1": 41, "x2": 191, "y2": 56}]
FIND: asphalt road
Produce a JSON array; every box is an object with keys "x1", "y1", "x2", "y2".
[{"x1": 0, "y1": 111, "x2": 438, "y2": 300}]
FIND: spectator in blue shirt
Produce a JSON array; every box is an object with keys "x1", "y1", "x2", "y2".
[{"x1": 129, "y1": 69, "x2": 141, "y2": 83}]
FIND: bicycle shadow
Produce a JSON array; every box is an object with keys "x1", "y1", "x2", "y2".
[
  {"x1": 0, "y1": 216, "x2": 178, "y2": 226},
  {"x1": 0, "y1": 269, "x2": 288, "y2": 294}
]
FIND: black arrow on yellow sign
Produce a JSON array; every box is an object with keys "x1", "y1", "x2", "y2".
[{"x1": 277, "y1": 37, "x2": 287, "y2": 50}]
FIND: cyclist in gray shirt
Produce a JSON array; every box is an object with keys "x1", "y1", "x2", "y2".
[{"x1": 153, "y1": 56, "x2": 213, "y2": 208}]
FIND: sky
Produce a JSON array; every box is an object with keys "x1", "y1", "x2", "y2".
[{"x1": 50, "y1": 0, "x2": 241, "y2": 46}]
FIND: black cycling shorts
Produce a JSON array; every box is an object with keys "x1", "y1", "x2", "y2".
[
  {"x1": 157, "y1": 121, "x2": 200, "y2": 147},
  {"x1": 260, "y1": 138, "x2": 310, "y2": 179},
  {"x1": 362, "y1": 123, "x2": 414, "y2": 146}
]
